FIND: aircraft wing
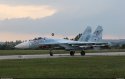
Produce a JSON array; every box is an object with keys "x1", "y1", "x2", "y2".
[{"x1": 38, "y1": 41, "x2": 107, "y2": 50}]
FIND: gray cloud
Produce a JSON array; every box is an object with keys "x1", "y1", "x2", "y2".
[{"x1": 0, "y1": 0, "x2": 125, "y2": 39}]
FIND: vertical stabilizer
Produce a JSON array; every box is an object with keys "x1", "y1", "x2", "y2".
[
  {"x1": 89, "y1": 26, "x2": 103, "y2": 42},
  {"x1": 78, "y1": 26, "x2": 92, "y2": 42}
]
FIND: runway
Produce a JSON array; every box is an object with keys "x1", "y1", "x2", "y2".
[{"x1": 0, "y1": 52, "x2": 125, "y2": 60}]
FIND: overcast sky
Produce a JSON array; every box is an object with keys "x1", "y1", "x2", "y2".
[{"x1": 0, "y1": 0, "x2": 125, "y2": 41}]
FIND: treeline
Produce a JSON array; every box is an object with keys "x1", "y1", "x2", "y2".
[
  {"x1": 64, "y1": 33, "x2": 82, "y2": 41},
  {"x1": 0, "y1": 40, "x2": 22, "y2": 50}
]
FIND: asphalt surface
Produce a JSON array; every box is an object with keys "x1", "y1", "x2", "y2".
[{"x1": 0, "y1": 52, "x2": 125, "y2": 60}]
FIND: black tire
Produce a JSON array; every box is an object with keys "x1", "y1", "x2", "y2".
[
  {"x1": 70, "y1": 51, "x2": 75, "y2": 56},
  {"x1": 81, "y1": 51, "x2": 85, "y2": 56},
  {"x1": 50, "y1": 52, "x2": 53, "y2": 56}
]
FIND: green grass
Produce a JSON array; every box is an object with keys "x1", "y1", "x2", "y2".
[
  {"x1": 0, "y1": 56, "x2": 125, "y2": 78},
  {"x1": 0, "y1": 50, "x2": 68, "y2": 55},
  {"x1": 0, "y1": 49, "x2": 125, "y2": 55}
]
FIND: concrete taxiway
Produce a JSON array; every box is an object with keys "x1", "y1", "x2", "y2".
[{"x1": 0, "y1": 52, "x2": 125, "y2": 60}]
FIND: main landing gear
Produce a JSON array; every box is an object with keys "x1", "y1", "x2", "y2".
[
  {"x1": 70, "y1": 51, "x2": 75, "y2": 56},
  {"x1": 70, "y1": 50, "x2": 86, "y2": 56},
  {"x1": 80, "y1": 51, "x2": 85, "y2": 56},
  {"x1": 49, "y1": 50, "x2": 85, "y2": 56}
]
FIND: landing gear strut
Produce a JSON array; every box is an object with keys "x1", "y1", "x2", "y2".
[
  {"x1": 80, "y1": 51, "x2": 85, "y2": 56},
  {"x1": 70, "y1": 51, "x2": 75, "y2": 56},
  {"x1": 49, "y1": 48, "x2": 53, "y2": 56},
  {"x1": 49, "y1": 51, "x2": 53, "y2": 56}
]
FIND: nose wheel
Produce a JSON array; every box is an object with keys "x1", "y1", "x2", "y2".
[
  {"x1": 49, "y1": 48, "x2": 53, "y2": 56},
  {"x1": 49, "y1": 51, "x2": 53, "y2": 56}
]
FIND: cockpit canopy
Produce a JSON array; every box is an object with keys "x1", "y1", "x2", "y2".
[
  {"x1": 33, "y1": 37, "x2": 46, "y2": 40},
  {"x1": 29, "y1": 37, "x2": 47, "y2": 41}
]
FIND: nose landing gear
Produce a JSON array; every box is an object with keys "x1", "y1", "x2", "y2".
[
  {"x1": 49, "y1": 47, "x2": 53, "y2": 56},
  {"x1": 49, "y1": 51, "x2": 53, "y2": 56}
]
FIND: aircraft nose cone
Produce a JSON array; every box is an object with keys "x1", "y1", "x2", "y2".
[{"x1": 15, "y1": 42, "x2": 30, "y2": 49}]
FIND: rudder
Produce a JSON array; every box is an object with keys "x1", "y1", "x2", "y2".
[
  {"x1": 88, "y1": 26, "x2": 103, "y2": 42},
  {"x1": 78, "y1": 26, "x2": 92, "y2": 42}
]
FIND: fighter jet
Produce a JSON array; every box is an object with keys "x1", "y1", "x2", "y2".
[{"x1": 15, "y1": 26, "x2": 107, "y2": 56}]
